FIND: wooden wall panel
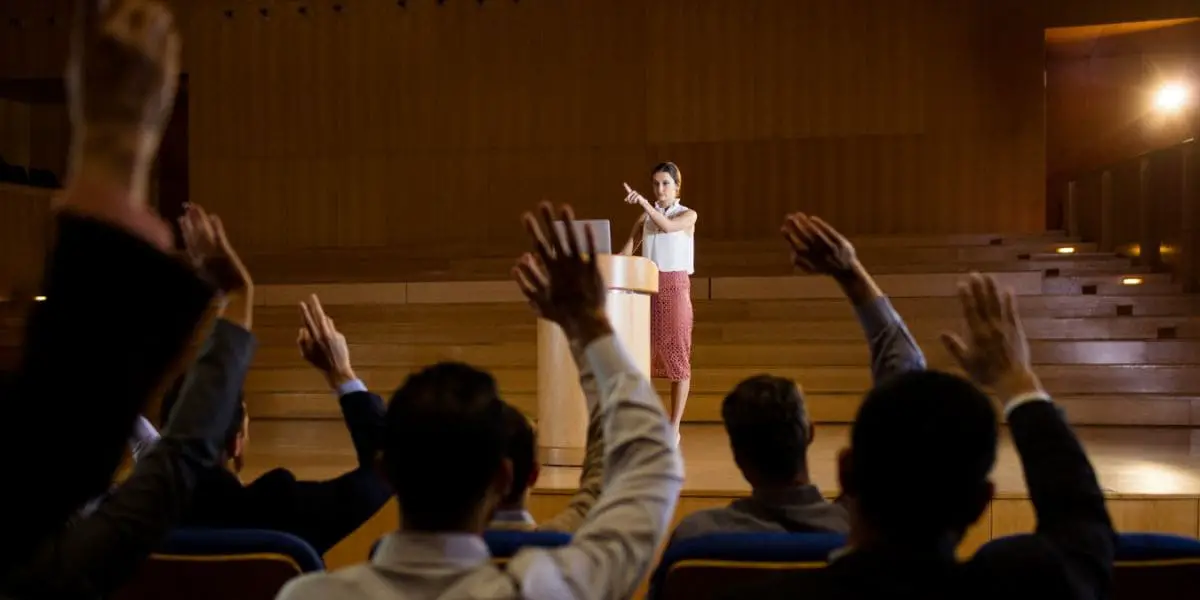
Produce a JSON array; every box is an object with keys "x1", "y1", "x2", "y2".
[
  {"x1": 0, "y1": 184, "x2": 52, "y2": 298},
  {"x1": 0, "y1": 99, "x2": 31, "y2": 166},
  {"x1": 1047, "y1": 21, "x2": 1200, "y2": 178},
  {"x1": 181, "y1": 0, "x2": 1048, "y2": 257},
  {"x1": 1045, "y1": 0, "x2": 1200, "y2": 29}
]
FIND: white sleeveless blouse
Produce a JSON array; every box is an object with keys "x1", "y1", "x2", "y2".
[{"x1": 642, "y1": 202, "x2": 695, "y2": 275}]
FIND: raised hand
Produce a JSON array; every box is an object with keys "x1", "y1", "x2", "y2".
[
  {"x1": 940, "y1": 273, "x2": 1041, "y2": 399},
  {"x1": 782, "y1": 213, "x2": 857, "y2": 277},
  {"x1": 298, "y1": 294, "x2": 356, "y2": 388},
  {"x1": 513, "y1": 203, "x2": 611, "y2": 344},
  {"x1": 61, "y1": 0, "x2": 182, "y2": 250},
  {"x1": 623, "y1": 183, "x2": 647, "y2": 206},
  {"x1": 178, "y1": 203, "x2": 251, "y2": 294},
  {"x1": 68, "y1": 0, "x2": 180, "y2": 163}
]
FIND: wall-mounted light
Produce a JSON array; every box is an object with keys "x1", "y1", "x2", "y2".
[
  {"x1": 1153, "y1": 82, "x2": 1191, "y2": 114},
  {"x1": 1120, "y1": 277, "x2": 1144, "y2": 286},
  {"x1": 34, "y1": 296, "x2": 46, "y2": 302},
  {"x1": 1055, "y1": 246, "x2": 1076, "y2": 254}
]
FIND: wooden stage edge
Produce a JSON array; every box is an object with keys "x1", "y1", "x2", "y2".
[{"x1": 308, "y1": 423, "x2": 1200, "y2": 568}]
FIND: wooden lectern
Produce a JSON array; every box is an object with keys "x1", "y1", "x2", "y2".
[{"x1": 536, "y1": 254, "x2": 659, "y2": 466}]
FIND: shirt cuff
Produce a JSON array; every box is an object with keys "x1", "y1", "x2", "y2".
[
  {"x1": 131, "y1": 415, "x2": 160, "y2": 441},
  {"x1": 336, "y1": 379, "x2": 368, "y2": 396},
  {"x1": 854, "y1": 296, "x2": 901, "y2": 338},
  {"x1": 1003, "y1": 391, "x2": 1053, "y2": 418},
  {"x1": 582, "y1": 334, "x2": 640, "y2": 387}
]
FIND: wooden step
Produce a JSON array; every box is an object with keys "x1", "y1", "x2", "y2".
[
  {"x1": 244, "y1": 316, "x2": 1200, "y2": 347},
  {"x1": 242, "y1": 238, "x2": 1092, "y2": 283},
  {"x1": 243, "y1": 295, "x2": 1200, "y2": 325},
  {"x1": 10, "y1": 312, "x2": 1197, "y2": 348},
  {"x1": 245, "y1": 390, "x2": 1198, "y2": 428},
  {"x1": 691, "y1": 257, "x2": 1139, "y2": 278},
  {"x1": 250, "y1": 340, "x2": 1200, "y2": 370},
  {"x1": 698, "y1": 242, "x2": 1100, "y2": 267},
  {"x1": 243, "y1": 363, "x2": 1200, "y2": 398}
]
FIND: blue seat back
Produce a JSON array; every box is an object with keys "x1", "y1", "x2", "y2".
[
  {"x1": 982, "y1": 531, "x2": 1200, "y2": 600},
  {"x1": 113, "y1": 528, "x2": 323, "y2": 600},
  {"x1": 1113, "y1": 533, "x2": 1200, "y2": 600}
]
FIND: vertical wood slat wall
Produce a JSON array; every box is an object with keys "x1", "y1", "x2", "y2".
[
  {"x1": 178, "y1": 0, "x2": 1046, "y2": 255},
  {"x1": 1062, "y1": 140, "x2": 1200, "y2": 293},
  {"x1": 2, "y1": 0, "x2": 1082, "y2": 259}
]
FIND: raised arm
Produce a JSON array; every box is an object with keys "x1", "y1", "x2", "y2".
[
  {"x1": 537, "y1": 340, "x2": 605, "y2": 533},
  {"x1": 8, "y1": 312, "x2": 256, "y2": 598},
  {"x1": 625, "y1": 184, "x2": 696, "y2": 234},
  {"x1": 508, "y1": 203, "x2": 683, "y2": 600},
  {"x1": 782, "y1": 213, "x2": 925, "y2": 382},
  {"x1": 1, "y1": 0, "x2": 208, "y2": 560},
  {"x1": 297, "y1": 294, "x2": 386, "y2": 469},
  {"x1": 620, "y1": 213, "x2": 647, "y2": 256},
  {"x1": 6, "y1": 202, "x2": 262, "y2": 598},
  {"x1": 942, "y1": 274, "x2": 1114, "y2": 596}
]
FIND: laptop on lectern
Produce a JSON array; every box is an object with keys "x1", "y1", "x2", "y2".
[{"x1": 552, "y1": 220, "x2": 613, "y2": 254}]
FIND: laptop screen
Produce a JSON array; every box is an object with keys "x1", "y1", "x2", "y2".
[{"x1": 552, "y1": 220, "x2": 612, "y2": 254}]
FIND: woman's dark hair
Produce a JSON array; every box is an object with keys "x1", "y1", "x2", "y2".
[{"x1": 652, "y1": 162, "x2": 682, "y2": 197}]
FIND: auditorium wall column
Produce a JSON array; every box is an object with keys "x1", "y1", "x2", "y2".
[
  {"x1": 1099, "y1": 170, "x2": 1114, "y2": 252},
  {"x1": 1138, "y1": 156, "x2": 1163, "y2": 270},
  {"x1": 1181, "y1": 142, "x2": 1198, "y2": 292},
  {"x1": 1063, "y1": 180, "x2": 1080, "y2": 239}
]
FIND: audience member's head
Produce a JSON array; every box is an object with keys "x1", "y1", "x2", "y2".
[
  {"x1": 384, "y1": 362, "x2": 513, "y2": 532},
  {"x1": 839, "y1": 370, "x2": 998, "y2": 546},
  {"x1": 498, "y1": 402, "x2": 539, "y2": 509},
  {"x1": 723, "y1": 374, "x2": 813, "y2": 488},
  {"x1": 161, "y1": 379, "x2": 249, "y2": 472}
]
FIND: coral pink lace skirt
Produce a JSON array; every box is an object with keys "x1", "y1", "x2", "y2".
[{"x1": 651, "y1": 271, "x2": 693, "y2": 381}]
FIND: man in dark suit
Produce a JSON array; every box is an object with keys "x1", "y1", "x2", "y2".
[
  {"x1": 730, "y1": 273, "x2": 1115, "y2": 600},
  {"x1": 145, "y1": 294, "x2": 391, "y2": 554}
]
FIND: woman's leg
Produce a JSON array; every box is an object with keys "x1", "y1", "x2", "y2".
[{"x1": 670, "y1": 378, "x2": 691, "y2": 436}]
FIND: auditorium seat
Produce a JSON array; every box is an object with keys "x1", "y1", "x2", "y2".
[
  {"x1": 978, "y1": 532, "x2": 1200, "y2": 600},
  {"x1": 648, "y1": 532, "x2": 848, "y2": 600},
  {"x1": 112, "y1": 528, "x2": 323, "y2": 600},
  {"x1": 1112, "y1": 533, "x2": 1200, "y2": 600}
]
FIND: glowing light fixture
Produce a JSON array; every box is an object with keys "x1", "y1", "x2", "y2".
[
  {"x1": 1055, "y1": 247, "x2": 1076, "y2": 254},
  {"x1": 1120, "y1": 277, "x2": 1143, "y2": 286},
  {"x1": 1153, "y1": 82, "x2": 1191, "y2": 113},
  {"x1": 34, "y1": 296, "x2": 47, "y2": 301}
]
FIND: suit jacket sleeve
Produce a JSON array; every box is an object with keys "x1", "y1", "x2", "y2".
[
  {"x1": 339, "y1": 390, "x2": 388, "y2": 469},
  {"x1": 240, "y1": 466, "x2": 392, "y2": 555},
  {"x1": 1, "y1": 213, "x2": 214, "y2": 556},
  {"x1": 538, "y1": 341, "x2": 605, "y2": 534},
  {"x1": 992, "y1": 400, "x2": 1115, "y2": 598},
  {"x1": 1, "y1": 318, "x2": 255, "y2": 598},
  {"x1": 854, "y1": 296, "x2": 926, "y2": 383},
  {"x1": 235, "y1": 390, "x2": 391, "y2": 554}
]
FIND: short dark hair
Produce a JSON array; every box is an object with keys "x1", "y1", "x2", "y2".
[
  {"x1": 384, "y1": 362, "x2": 508, "y2": 531},
  {"x1": 848, "y1": 370, "x2": 998, "y2": 538},
  {"x1": 160, "y1": 374, "x2": 246, "y2": 451},
  {"x1": 722, "y1": 374, "x2": 811, "y2": 484},
  {"x1": 499, "y1": 403, "x2": 536, "y2": 504}
]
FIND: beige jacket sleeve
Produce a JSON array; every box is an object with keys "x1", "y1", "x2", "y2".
[
  {"x1": 508, "y1": 335, "x2": 684, "y2": 600},
  {"x1": 538, "y1": 341, "x2": 605, "y2": 533}
]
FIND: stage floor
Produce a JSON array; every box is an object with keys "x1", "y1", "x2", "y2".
[{"x1": 245, "y1": 422, "x2": 1200, "y2": 499}]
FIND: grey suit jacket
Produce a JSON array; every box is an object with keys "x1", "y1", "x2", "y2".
[{"x1": 1, "y1": 319, "x2": 256, "y2": 599}]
